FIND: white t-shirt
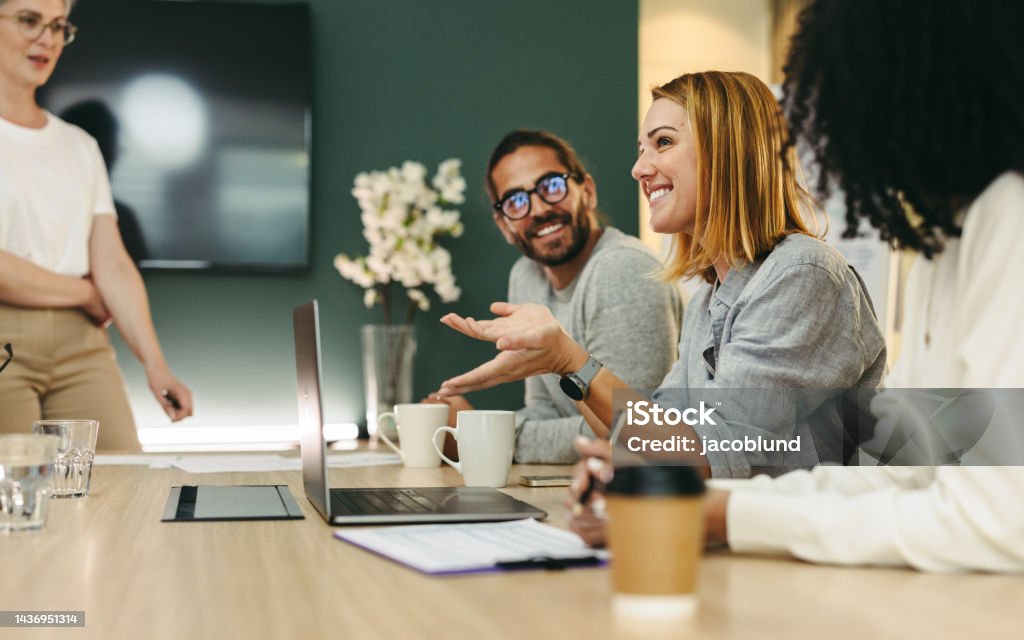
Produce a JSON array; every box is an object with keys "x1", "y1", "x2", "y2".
[
  {"x1": 716, "y1": 171, "x2": 1024, "y2": 572},
  {"x1": 0, "y1": 111, "x2": 116, "y2": 277}
]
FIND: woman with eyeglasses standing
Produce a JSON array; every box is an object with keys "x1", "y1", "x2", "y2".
[
  {"x1": 438, "y1": 71, "x2": 887, "y2": 478},
  {"x1": 0, "y1": 0, "x2": 192, "y2": 451}
]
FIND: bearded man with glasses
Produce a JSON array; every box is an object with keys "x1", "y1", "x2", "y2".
[
  {"x1": 0, "y1": 0, "x2": 192, "y2": 450},
  {"x1": 428, "y1": 130, "x2": 683, "y2": 464}
]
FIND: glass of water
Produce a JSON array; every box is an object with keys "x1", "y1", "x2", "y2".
[
  {"x1": 32, "y1": 420, "x2": 99, "y2": 498},
  {"x1": 0, "y1": 434, "x2": 59, "y2": 533}
]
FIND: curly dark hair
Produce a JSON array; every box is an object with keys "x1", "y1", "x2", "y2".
[{"x1": 782, "y1": 0, "x2": 1024, "y2": 257}]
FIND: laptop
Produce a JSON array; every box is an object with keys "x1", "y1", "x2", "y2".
[{"x1": 293, "y1": 300, "x2": 546, "y2": 525}]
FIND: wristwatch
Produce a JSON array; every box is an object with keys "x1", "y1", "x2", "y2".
[{"x1": 559, "y1": 354, "x2": 603, "y2": 401}]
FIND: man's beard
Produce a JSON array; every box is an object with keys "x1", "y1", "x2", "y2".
[{"x1": 513, "y1": 209, "x2": 592, "y2": 267}]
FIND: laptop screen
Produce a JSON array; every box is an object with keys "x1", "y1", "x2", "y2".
[{"x1": 293, "y1": 300, "x2": 331, "y2": 520}]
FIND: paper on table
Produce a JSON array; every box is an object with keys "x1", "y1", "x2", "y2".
[
  {"x1": 327, "y1": 452, "x2": 401, "y2": 468},
  {"x1": 93, "y1": 454, "x2": 180, "y2": 468},
  {"x1": 168, "y1": 451, "x2": 402, "y2": 474},
  {"x1": 171, "y1": 455, "x2": 301, "y2": 473},
  {"x1": 335, "y1": 518, "x2": 604, "y2": 575}
]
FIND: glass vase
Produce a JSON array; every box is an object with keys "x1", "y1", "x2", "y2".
[{"x1": 361, "y1": 324, "x2": 416, "y2": 441}]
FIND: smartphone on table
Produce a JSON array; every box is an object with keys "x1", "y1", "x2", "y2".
[{"x1": 518, "y1": 475, "x2": 573, "y2": 487}]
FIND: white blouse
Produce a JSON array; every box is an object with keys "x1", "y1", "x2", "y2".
[
  {"x1": 717, "y1": 172, "x2": 1024, "y2": 572},
  {"x1": 0, "y1": 112, "x2": 115, "y2": 277}
]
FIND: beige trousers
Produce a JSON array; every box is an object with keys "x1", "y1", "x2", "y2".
[{"x1": 0, "y1": 303, "x2": 140, "y2": 452}]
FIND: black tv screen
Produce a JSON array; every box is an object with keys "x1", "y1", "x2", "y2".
[{"x1": 39, "y1": 0, "x2": 311, "y2": 271}]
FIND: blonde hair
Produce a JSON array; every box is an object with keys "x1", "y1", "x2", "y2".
[
  {"x1": 653, "y1": 71, "x2": 817, "y2": 284},
  {"x1": 0, "y1": 0, "x2": 76, "y2": 11}
]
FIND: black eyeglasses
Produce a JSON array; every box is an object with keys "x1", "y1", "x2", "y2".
[
  {"x1": 493, "y1": 172, "x2": 579, "y2": 220},
  {"x1": 0, "y1": 343, "x2": 12, "y2": 375},
  {"x1": 0, "y1": 10, "x2": 78, "y2": 46}
]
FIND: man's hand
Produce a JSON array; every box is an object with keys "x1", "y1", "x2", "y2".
[
  {"x1": 438, "y1": 302, "x2": 588, "y2": 396},
  {"x1": 421, "y1": 392, "x2": 473, "y2": 427},
  {"x1": 421, "y1": 392, "x2": 473, "y2": 460}
]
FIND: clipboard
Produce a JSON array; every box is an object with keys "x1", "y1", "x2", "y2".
[
  {"x1": 161, "y1": 485, "x2": 305, "y2": 522},
  {"x1": 335, "y1": 518, "x2": 606, "y2": 575}
]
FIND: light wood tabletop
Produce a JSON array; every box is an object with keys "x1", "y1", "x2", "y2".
[{"x1": 1, "y1": 452, "x2": 1020, "y2": 640}]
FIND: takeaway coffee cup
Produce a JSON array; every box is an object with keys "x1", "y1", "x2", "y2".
[
  {"x1": 605, "y1": 465, "x2": 706, "y2": 620},
  {"x1": 432, "y1": 410, "x2": 515, "y2": 487},
  {"x1": 377, "y1": 404, "x2": 450, "y2": 468}
]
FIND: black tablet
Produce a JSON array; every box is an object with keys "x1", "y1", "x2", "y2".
[{"x1": 161, "y1": 485, "x2": 305, "y2": 522}]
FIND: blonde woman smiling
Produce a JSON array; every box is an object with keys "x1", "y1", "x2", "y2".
[{"x1": 439, "y1": 71, "x2": 885, "y2": 478}]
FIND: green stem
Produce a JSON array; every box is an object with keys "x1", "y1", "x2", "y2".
[{"x1": 380, "y1": 283, "x2": 392, "y2": 326}]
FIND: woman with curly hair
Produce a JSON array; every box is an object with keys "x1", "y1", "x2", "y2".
[{"x1": 568, "y1": 0, "x2": 1023, "y2": 572}]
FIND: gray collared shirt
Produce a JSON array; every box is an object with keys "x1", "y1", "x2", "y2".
[{"x1": 653, "y1": 233, "x2": 887, "y2": 478}]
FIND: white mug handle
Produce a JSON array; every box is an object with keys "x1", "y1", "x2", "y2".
[
  {"x1": 377, "y1": 412, "x2": 402, "y2": 457},
  {"x1": 432, "y1": 426, "x2": 461, "y2": 473}
]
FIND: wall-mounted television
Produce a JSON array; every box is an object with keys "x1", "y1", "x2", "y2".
[{"x1": 39, "y1": 0, "x2": 311, "y2": 271}]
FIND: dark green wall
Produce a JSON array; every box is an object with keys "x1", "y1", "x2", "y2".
[{"x1": 114, "y1": 0, "x2": 640, "y2": 429}]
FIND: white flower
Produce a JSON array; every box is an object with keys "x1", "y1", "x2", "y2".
[
  {"x1": 407, "y1": 216, "x2": 430, "y2": 242},
  {"x1": 392, "y1": 249, "x2": 424, "y2": 288},
  {"x1": 334, "y1": 254, "x2": 375, "y2": 289},
  {"x1": 365, "y1": 253, "x2": 392, "y2": 283},
  {"x1": 415, "y1": 189, "x2": 439, "y2": 211},
  {"x1": 338, "y1": 158, "x2": 465, "y2": 316},
  {"x1": 363, "y1": 288, "x2": 378, "y2": 309},
  {"x1": 407, "y1": 288, "x2": 430, "y2": 311},
  {"x1": 437, "y1": 158, "x2": 461, "y2": 176},
  {"x1": 380, "y1": 205, "x2": 407, "y2": 233},
  {"x1": 439, "y1": 178, "x2": 466, "y2": 205},
  {"x1": 401, "y1": 161, "x2": 427, "y2": 184},
  {"x1": 433, "y1": 160, "x2": 466, "y2": 204},
  {"x1": 429, "y1": 247, "x2": 452, "y2": 269},
  {"x1": 424, "y1": 207, "x2": 447, "y2": 231},
  {"x1": 435, "y1": 278, "x2": 461, "y2": 303}
]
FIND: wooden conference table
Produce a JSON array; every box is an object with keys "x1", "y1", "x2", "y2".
[{"x1": 2, "y1": 451, "x2": 1021, "y2": 640}]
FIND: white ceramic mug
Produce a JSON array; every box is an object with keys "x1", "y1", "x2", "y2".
[
  {"x1": 432, "y1": 410, "x2": 515, "y2": 488},
  {"x1": 377, "y1": 404, "x2": 451, "y2": 468}
]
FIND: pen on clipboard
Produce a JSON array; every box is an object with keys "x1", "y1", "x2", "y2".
[{"x1": 495, "y1": 555, "x2": 602, "y2": 571}]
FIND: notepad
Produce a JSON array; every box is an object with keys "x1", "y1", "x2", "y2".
[{"x1": 334, "y1": 518, "x2": 606, "y2": 575}]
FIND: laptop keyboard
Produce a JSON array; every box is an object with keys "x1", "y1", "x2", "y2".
[{"x1": 331, "y1": 489, "x2": 438, "y2": 515}]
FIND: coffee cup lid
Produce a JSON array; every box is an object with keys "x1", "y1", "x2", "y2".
[{"x1": 605, "y1": 465, "x2": 705, "y2": 497}]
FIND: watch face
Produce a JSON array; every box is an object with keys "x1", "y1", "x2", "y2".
[{"x1": 560, "y1": 375, "x2": 585, "y2": 401}]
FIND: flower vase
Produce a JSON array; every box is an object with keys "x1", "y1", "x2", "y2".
[{"x1": 361, "y1": 324, "x2": 416, "y2": 442}]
